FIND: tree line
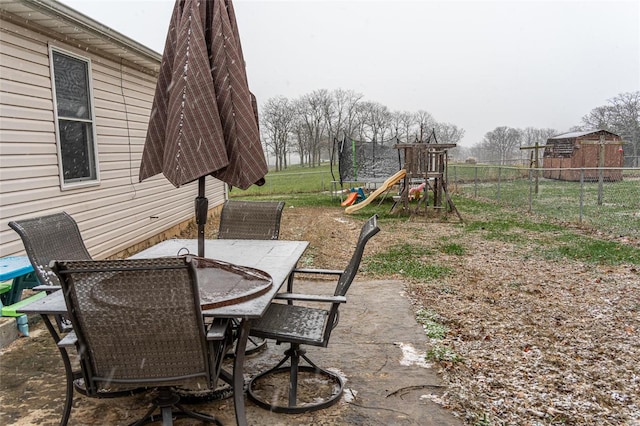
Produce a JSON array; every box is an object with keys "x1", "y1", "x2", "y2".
[
  {"x1": 463, "y1": 91, "x2": 640, "y2": 167},
  {"x1": 259, "y1": 88, "x2": 464, "y2": 171},
  {"x1": 578, "y1": 91, "x2": 639, "y2": 167},
  {"x1": 259, "y1": 89, "x2": 640, "y2": 169},
  {"x1": 463, "y1": 127, "x2": 558, "y2": 165}
]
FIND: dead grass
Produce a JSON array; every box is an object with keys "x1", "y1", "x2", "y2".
[{"x1": 234, "y1": 206, "x2": 640, "y2": 426}]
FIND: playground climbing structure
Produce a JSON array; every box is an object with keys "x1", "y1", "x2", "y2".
[
  {"x1": 344, "y1": 169, "x2": 406, "y2": 214},
  {"x1": 393, "y1": 142, "x2": 462, "y2": 220}
]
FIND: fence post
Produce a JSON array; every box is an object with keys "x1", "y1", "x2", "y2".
[
  {"x1": 474, "y1": 166, "x2": 478, "y2": 197},
  {"x1": 597, "y1": 167, "x2": 604, "y2": 206},
  {"x1": 528, "y1": 169, "x2": 533, "y2": 212},
  {"x1": 598, "y1": 135, "x2": 604, "y2": 205},
  {"x1": 496, "y1": 166, "x2": 501, "y2": 201},
  {"x1": 579, "y1": 169, "x2": 584, "y2": 223},
  {"x1": 535, "y1": 153, "x2": 539, "y2": 195}
]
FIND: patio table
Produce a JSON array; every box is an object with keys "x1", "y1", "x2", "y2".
[
  {"x1": 0, "y1": 256, "x2": 43, "y2": 336},
  {"x1": 19, "y1": 238, "x2": 308, "y2": 426},
  {"x1": 0, "y1": 256, "x2": 40, "y2": 304}
]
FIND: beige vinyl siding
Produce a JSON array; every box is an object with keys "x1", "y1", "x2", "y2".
[{"x1": 1, "y1": 15, "x2": 226, "y2": 259}]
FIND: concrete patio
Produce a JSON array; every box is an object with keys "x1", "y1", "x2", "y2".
[{"x1": 0, "y1": 279, "x2": 462, "y2": 425}]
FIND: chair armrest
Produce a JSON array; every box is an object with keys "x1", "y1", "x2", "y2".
[
  {"x1": 57, "y1": 330, "x2": 77, "y2": 348},
  {"x1": 292, "y1": 268, "x2": 343, "y2": 276},
  {"x1": 33, "y1": 285, "x2": 61, "y2": 293},
  {"x1": 287, "y1": 268, "x2": 343, "y2": 292},
  {"x1": 206, "y1": 319, "x2": 230, "y2": 341},
  {"x1": 274, "y1": 293, "x2": 347, "y2": 303}
]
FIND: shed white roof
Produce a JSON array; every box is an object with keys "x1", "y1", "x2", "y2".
[
  {"x1": 550, "y1": 131, "x2": 593, "y2": 139},
  {"x1": 549, "y1": 129, "x2": 618, "y2": 140}
]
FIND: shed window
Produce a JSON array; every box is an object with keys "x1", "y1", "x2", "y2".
[{"x1": 50, "y1": 48, "x2": 99, "y2": 188}]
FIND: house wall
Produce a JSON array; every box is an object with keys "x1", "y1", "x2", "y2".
[{"x1": 0, "y1": 17, "x2": 226, "y2": 258}]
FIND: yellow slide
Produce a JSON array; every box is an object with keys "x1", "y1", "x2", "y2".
[{"x1": 345, "y1": 169, "x2": 406, "y2": 214}]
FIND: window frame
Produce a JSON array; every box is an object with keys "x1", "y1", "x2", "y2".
[{"x1": 49, "y1": 46, "x2": 100, "y2": 190}]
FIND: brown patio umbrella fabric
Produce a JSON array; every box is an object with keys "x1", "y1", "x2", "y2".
[{"x1": 140, "y1": 0, "x2": 267, "y2": 190}]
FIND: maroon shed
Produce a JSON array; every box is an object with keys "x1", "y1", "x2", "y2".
[{"x1": 542, "y1": 130, "x2": 624, "y2": 181}]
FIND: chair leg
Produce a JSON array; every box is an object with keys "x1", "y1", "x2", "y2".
[
  {"x1": 38, "y1": 315, "x2": 74, "y2": 426},
  {"x1": 289, "y1": 348, "x2": 299, "y2": 407},
  {"x1": 160, "y1": 405, "x2": 173, "y2": 426},
  {"x1": 245, "y1": 335, "x2": 268, "y2": 355},
  {"x1": 248, "y1": 344, "x2": 345, "y2": 414},
  {"x1": 129, "y1": 388, "x2": 222, "y2": 426},
  {"x1": 225, "y1": 319, "x2": 267, "y2": 358}
]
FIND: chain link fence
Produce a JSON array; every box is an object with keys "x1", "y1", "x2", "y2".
[{"x1": 449, "y1": 165, "x2": 640, "y2": 240}]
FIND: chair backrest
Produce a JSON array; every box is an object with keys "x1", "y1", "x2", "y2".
[
  {"x1": 218, "y1": 200, "x2": 285, "y2": 240},
  {"x1": 52, "y1": 257, "x2": 212, "y2": 394},
  {"x1": 334, "y1": 214, "x2": 380, "y2": 297},
  {"x1": 323, "y1": 215, "x2": 379, "y2": 342},
  {"x1": 9, "y1": 212, "x2": 92, "y2": 287}
]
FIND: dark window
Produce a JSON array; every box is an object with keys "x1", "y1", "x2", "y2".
[{"x1": 51, "y1": 49, "x2": 98, "y2": 185}]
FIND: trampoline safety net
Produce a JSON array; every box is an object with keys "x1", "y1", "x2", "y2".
[{"x1": 334, "y1": 137, "x2": 402, "y2": 185}]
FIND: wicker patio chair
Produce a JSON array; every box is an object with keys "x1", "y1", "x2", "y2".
[
  {"x1": 9, "y1": 212, "x2": 92, "y2": 332},
  {"x1": 247, "y1": 215, "x2": 380, "y2": 413},
  {"x1": 52, "y1": 256, "x2": 230, "y2": 426},
  {"x1": 8, "y1": 211, "x2": 92, "y2": 288},
  {"x1": 217, "y1": 200, "x2": 285, "y2": 240},
  {"x1": 218, "y1": 200, "x2": 286, "y2": 357}
]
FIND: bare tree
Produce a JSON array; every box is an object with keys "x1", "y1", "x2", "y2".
[
  {"x1": 414, "y1": 110, "x2": 436, "y2": 142},
  {"x1": 369, "y1": 102, "x2": 392, "y2": 144},
  {"x1": 539, "y1": 128, "x2": 558, "y2": 141},
  {"x1": 323, "y1": 89, "x2": 363, "y2": 169},
  {"x1": 480, "y1": 126, "x2": 522, "y2": 165},
  {"x1": 582, "y1": 91, "x2": 640, "y2": 166},
  {"x1": 434, "y1": 122, "x2": 465, "y2": 145},
  {"x1": 352, "y1": 101, "x2": 391, "y2": 144},
  {"x1": 260, "y1": 96, "x2": 295, "y2": 171},
  {"x1": 389, "y1": 111, "x2": 404, "y2": 141},
  {"x1": 521, "y1": 127, "x2": 539, "y2": 147},
  {"x1": 296, "y1": 90, "x2": 329, "y2": 167},
  {"x1": 291, "y1": 112, "x2": 309, "y2": 167},
  {"x1": 328, "y1": 89, "x2": 363, "y2": 140},
  {"x1": 520, "y1": 127, "x2": 557, "y2": 146},
  {"x1": 519, "y1": 127, "x2": 556, "y2": 165},
  {"x1": 259, "y1": 89, "x2": 468, "y2": 167},
  {"x1": 398, "y1": 111, "x2": 417, "y2": 143},
  {"x1": 353, "y1": 101, "x2": 371, "y2": 141},
  {"x1": 581, "y1": 106, "x2": 612, "y2": 130}
]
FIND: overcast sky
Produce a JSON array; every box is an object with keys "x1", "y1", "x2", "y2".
[{"x1": 59, "y1": 0, "x2": 639, "y2": 146}]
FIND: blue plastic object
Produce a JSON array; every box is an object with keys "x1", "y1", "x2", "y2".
[
  {"x1": 0, "y1": 256, "x2": 41, "y2": 336},
  {"x1": 0, "y1": 256, "x2": 34, "y2": 282}
]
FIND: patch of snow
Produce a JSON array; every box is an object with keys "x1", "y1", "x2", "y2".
[
  {"x1": 394, "y1": 342, "x2": 433, "y2": 368},
  {"x1": 328, "y1": 367, "x2": 348, "y2": 383},
  {"x1": 420, "y1": 393, "x2": 445, "y2": 405},
  {"x1": 343, "y1": 388, "x2": 358, "y2": 402}
]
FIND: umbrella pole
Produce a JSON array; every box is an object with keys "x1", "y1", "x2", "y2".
[{"x1": 196, "y1": 177, "x2": 208, "y2": 257}]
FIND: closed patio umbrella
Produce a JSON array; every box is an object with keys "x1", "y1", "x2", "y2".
[{"x1": 140, "y1": 0, "x2": 267, "y2": 257}]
